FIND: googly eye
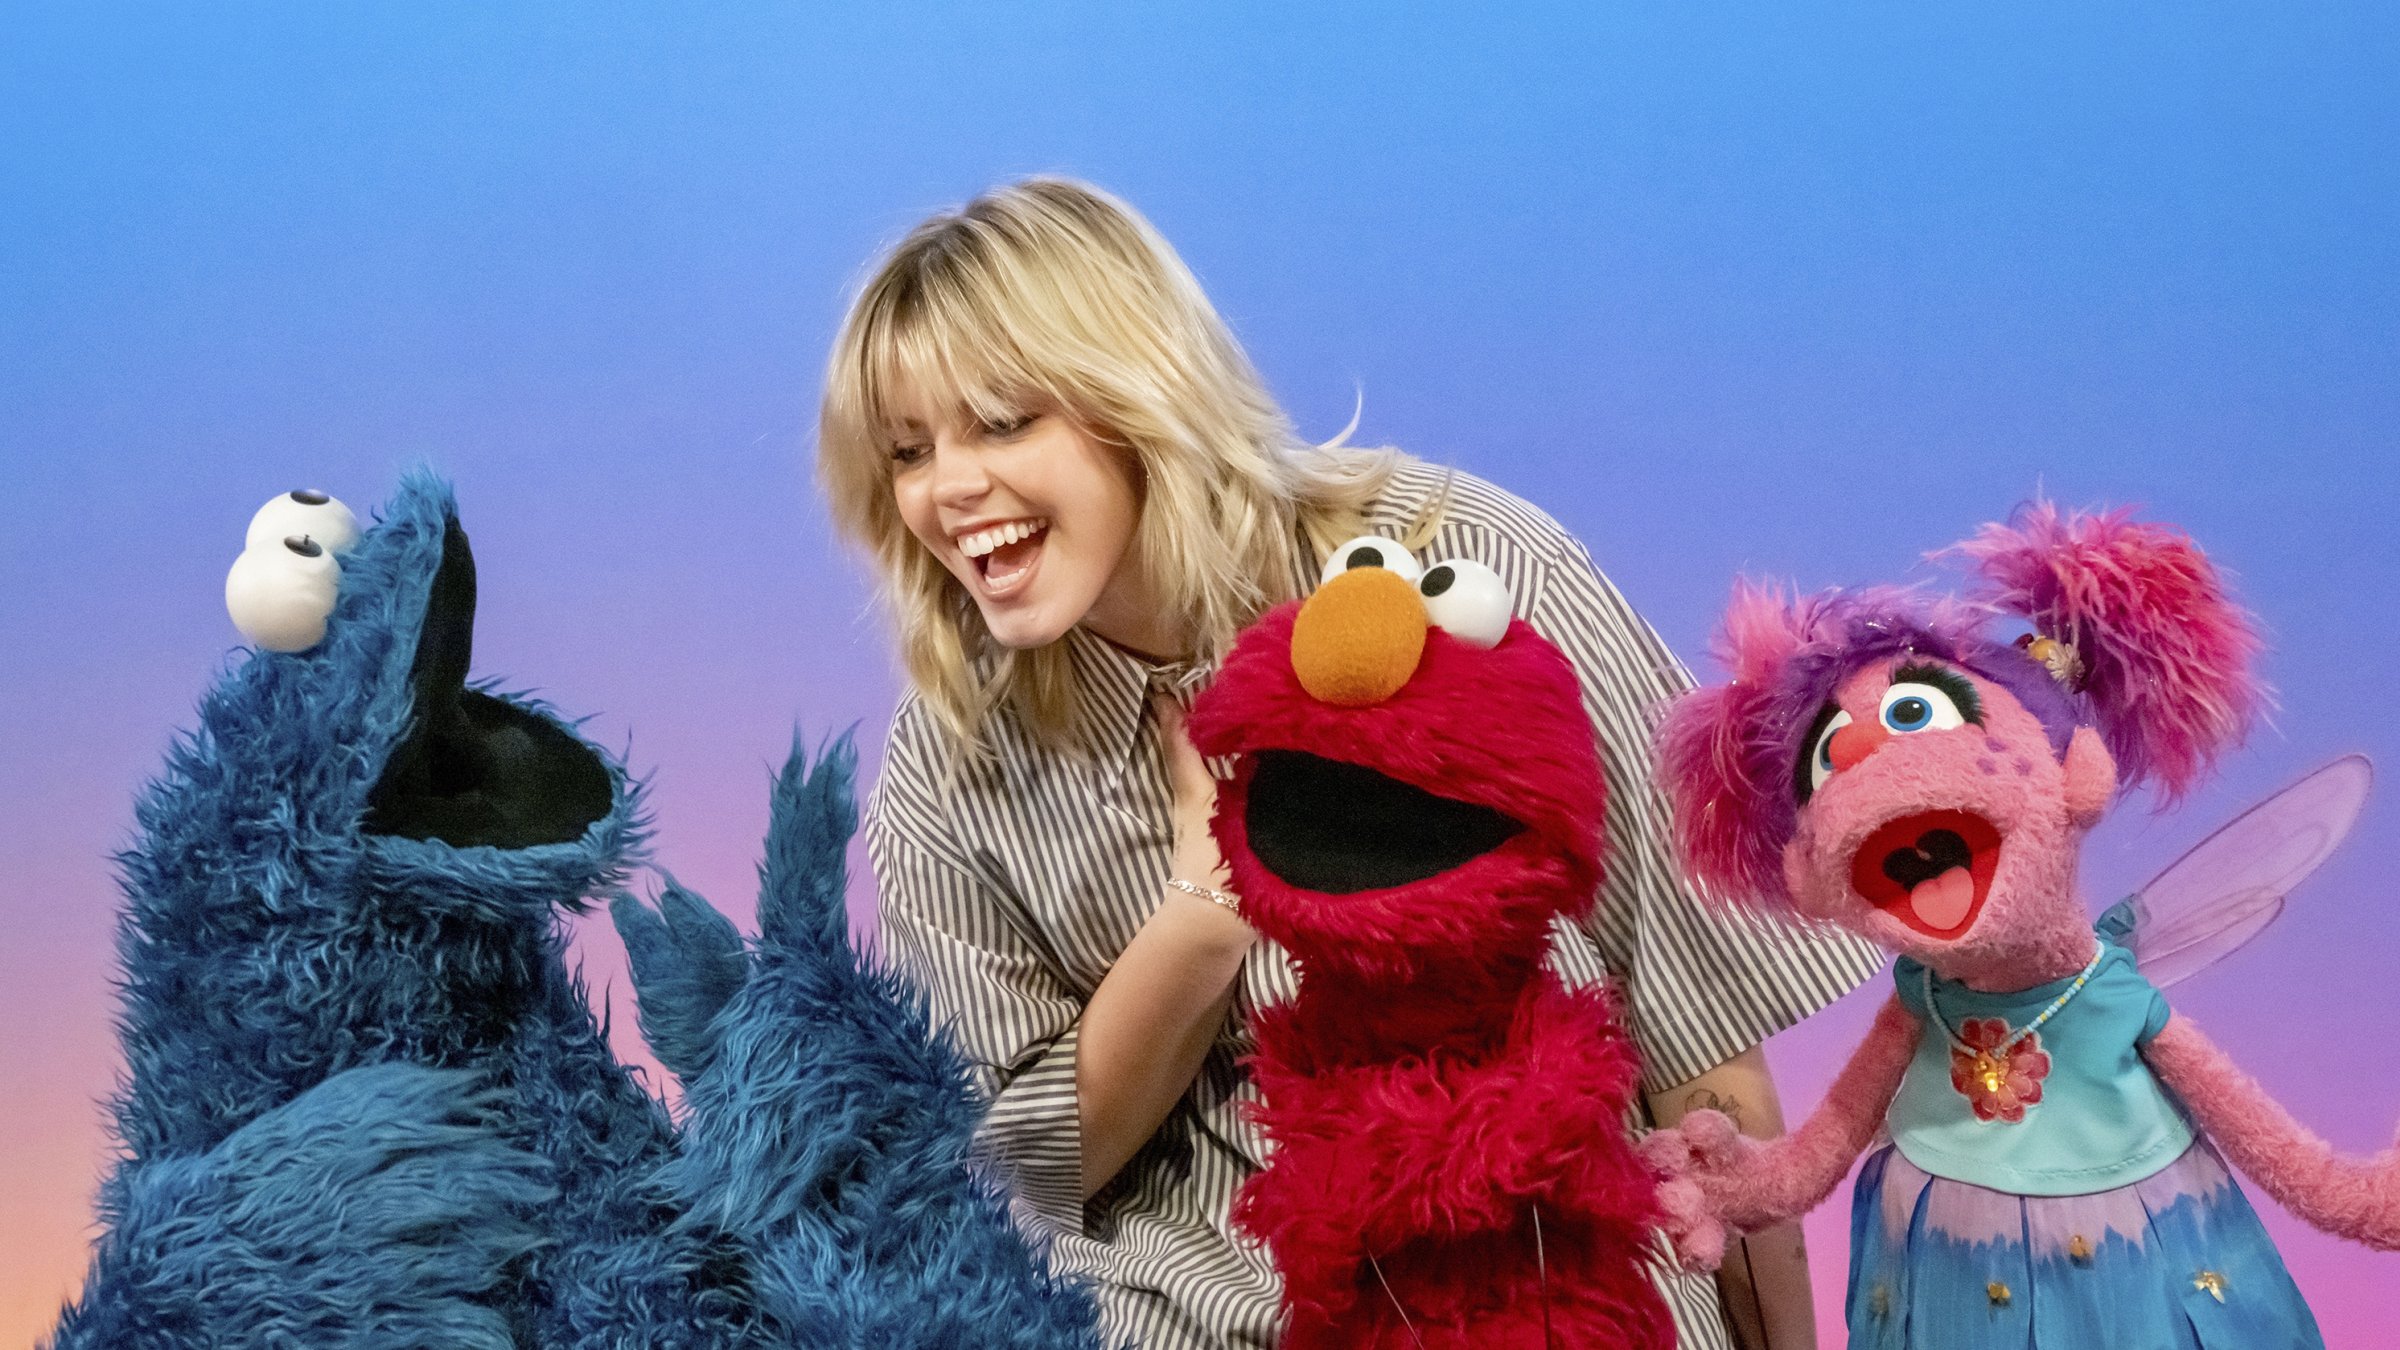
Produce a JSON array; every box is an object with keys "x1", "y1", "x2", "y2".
[
  {"x1": 245, "y1": 490, "x2": 360, "y2": 556},
  {"x1": 1879, "y1": 682, "x2": 1968, "y2": 735},
  {"x1": 1417, "y1": 558, "x2": 1511, "y2": 649},
  {"x1": 226, "y1": 534, "x2": 342, "y2": 652},
  {"x1": 1804, "y1": 709, "x2": 1853, "y2": 796},
  {"x1": 1319, "y1": 535, "x2": 1423, "y2": 588}
]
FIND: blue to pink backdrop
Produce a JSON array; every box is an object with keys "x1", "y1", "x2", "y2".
[{"x1": 4, "y1": 4, "x2": 2395, "y2": 1344}]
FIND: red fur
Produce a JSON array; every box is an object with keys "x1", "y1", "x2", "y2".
[
  {"x1": 1191, "y1": 604, "x2": 1672, "y2": 1350},
  {"x1": 2143, "y1": 1015, "x2": 2400, "y2": 1249}
]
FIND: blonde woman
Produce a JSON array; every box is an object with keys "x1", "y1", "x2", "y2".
[{"x1": 817, "y1": 177, "x2": 1879, "y2": 1350}]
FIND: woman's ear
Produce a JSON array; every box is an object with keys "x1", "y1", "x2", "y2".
[{"x1": 2062, "y1": 726, "x2": 2117, "y2": 828}]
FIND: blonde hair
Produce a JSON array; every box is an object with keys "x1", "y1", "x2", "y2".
[{"x1": 819, "y1": 177, "x2": 1403, "y2": 752}]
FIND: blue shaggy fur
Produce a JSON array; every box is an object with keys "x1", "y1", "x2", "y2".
[
  {"x1": 614, "y1": 738, "x2": 1101, "y2": 1346},
  {"x1": 48, "y1": 474, "x2": 1099, "y2": 1349}
]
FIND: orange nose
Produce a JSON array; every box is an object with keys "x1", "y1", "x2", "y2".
[
  {"x1": 1827, "y1": 720, "x2": 1891, "y2": 772},
  {"x1": 1291, "y1": 567, "x2": 1428, "y2": 706}
]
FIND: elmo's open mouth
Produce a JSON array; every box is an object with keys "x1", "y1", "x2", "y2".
[
  {"x1": 1850, "y1": 810, "x2": 2003, "y2": 939},
  {"x1": 1245, "y1": 750, "x2": 1523, "y2": 894}
]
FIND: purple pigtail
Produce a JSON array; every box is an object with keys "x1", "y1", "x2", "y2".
[{"x1": 1950, "y1": 502, "x2": 2266, "y2": 805}]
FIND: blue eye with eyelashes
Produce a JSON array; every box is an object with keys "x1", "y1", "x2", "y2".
[
  {"x1": 1880, "y1": 663, "x2": 1982, "y2": 734},
  {"x1": 1883, "y1": 691, "x2": 1941, "y2": 731}
]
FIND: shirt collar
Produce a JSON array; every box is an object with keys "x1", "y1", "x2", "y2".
[
  {"x1": 1064, "y1": 627, "x2": 1207, "y2": 769},
  {"x1": 1063, "y1": 521, "x2": 1319, "y2": 767}
]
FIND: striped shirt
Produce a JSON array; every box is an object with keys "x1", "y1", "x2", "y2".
[{"x1": 867, "y1": 460, "x2": 1883, "y2": 1349}]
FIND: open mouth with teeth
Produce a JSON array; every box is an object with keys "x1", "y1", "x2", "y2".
[
  {"x1": 1244, "y1": 749, "x2": 1524, "y2": 894},
  {"x1": 1850, "y1": 810, "x2": 2003, "y2": 939},
  {"x1": 957, "y1": 518, "x2": 1050, "y2": 592}
]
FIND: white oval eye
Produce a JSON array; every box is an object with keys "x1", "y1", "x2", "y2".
[
  {"x1": 1879, "y1": 682, "x2": 1968, "y2": 735},
  {"x1": 245, "y1": 490, "x2": 360, "y2": 556},
  {"x1": 1804, "y1": 709, "x2": 1854, "y2": 796},
  {"x1": 226, "y1": 536, "x2": 342, "y2": 652},
  {"x1": 1319, "y1": 535, "x2": 1423, "y2": 588},
  {"x1": 1417, "y1": 559, "x2": 1511, "y2": 648}
]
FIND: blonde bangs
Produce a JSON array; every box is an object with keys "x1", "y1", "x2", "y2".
[{"x1": 817, "y1": 178, "x2": 1400, "y2": 756}]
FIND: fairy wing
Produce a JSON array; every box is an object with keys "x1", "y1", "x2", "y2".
[{"x1": 2120, "y1": 754, "x2": 2371, "y2": 989}]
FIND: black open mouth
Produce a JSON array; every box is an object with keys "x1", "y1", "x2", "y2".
[
  {"x1": 1244, "y1": 749, "x2": 1523, "y2": 894},
  {"x1": 364, "y1": 516, "x2": 615, "y2": 850}
]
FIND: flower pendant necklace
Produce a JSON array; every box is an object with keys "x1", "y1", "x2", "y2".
[{"x1": 1923, "y1": 940, "x2": 2105, "y2": 1123}]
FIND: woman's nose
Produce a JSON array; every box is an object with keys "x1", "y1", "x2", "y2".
[{"x1": 928, "y1": 438, "x2": 989, "y2": 505}]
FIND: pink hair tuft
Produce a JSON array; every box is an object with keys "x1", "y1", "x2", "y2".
[
  {"x1": 1658, "y1": 580, "x2": 1814, "y2": 911},
  {"x1": 1950, "y1": 501, "x2": 2267, "y2": 804}
]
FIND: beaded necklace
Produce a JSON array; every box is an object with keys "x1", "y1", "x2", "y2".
[{"x1": 1923, "y1": 939, "x2": 2107, "y2": 1098}]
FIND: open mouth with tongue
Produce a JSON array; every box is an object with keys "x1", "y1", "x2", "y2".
[
  {"x1": 959, "y1": 519, "x2": 1049, "y2": 596},
  {"x1": 1850, "y1": 810, "x2": 2003, "y2": 939}
]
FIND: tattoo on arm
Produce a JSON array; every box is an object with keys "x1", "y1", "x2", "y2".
[{"x1": 1685, "y1": 1088, "x2": 1743, "y2": 1130}]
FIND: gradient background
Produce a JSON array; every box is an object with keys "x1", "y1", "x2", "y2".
[{"x1": 5, "y1": 4, "x2": 2395, "y2": 1344}]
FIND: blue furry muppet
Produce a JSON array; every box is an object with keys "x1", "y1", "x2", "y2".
[{"x1": 45, "y1": 475, "x2": 1100, "y2": 1350}]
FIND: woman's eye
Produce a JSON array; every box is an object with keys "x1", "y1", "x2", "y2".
[
  {"x1": 890, "y1": 442, "x2": 931, "y2": 466},
  {"x1": 1879, "y1": 682, "x2": 1968, "y2": 734},
  {"x1": 1418, "y1": 558, "x2": 1512, "y2": 649},
  {"x1": 982, "y1": 412, "x2": 1036, "y2": 438},
  {"x1": 1805, "y1": 709, "x2": 1853, "y2": 796},
  {"x1": 1319, "y1": 535, "x2": 1424, "y2": 588}
]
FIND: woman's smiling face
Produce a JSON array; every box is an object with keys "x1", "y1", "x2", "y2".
[{"x1": 887, "y1": 385, "x2": 1167, "y2": 657}]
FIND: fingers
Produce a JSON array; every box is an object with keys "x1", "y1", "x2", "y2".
[
  {"x1": 1637, "y1": 1128, "x2": 1694, "y2": 1175},
  {"x1": 1681, "y1": 1107, "x2": 1742, "y2": 1160},
  {"x1": 1642, "y1": 1126, "x2": 1731, "y2": 1271},
  {"x1": 1655, "y1": 1176, "x2": 1729, "y2": 1272},
  {"x1": 1152, "y1": 694, "x2": 1217, "y2": 800}
]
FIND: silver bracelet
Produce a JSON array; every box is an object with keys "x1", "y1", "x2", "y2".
[{"x1": 1166, "y1": 876, "x2": 1241, "y2": 917}]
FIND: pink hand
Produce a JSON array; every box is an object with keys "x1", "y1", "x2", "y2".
[{"x1": 1639, "y1": 1110, "x2": 1756, "y2": 1272}]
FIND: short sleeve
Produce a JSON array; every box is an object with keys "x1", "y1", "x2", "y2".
[
  {"x1": 2125, "y1": 954, "x2": 2175, "y2": 1046},
  {"x1": 1520, "y1": 511, "x2": 1887, "y2": 1092},
  {"x1": 1892, "y1": 957, "x2": 1928, "y2": 1020},
  {"x1": 867, "y1": 703, "x2": 1089, "y2": 1234}
]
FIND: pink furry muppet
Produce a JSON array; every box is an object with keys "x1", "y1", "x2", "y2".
[
  {"x1": 1189, "y1": 542, "x2": 1672, "y2": 1350},
  {"x1": 1642, "y1": 504, "x2": 2400, "y2": 1348}
]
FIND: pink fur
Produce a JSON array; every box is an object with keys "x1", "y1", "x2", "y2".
[
  {"x1": 2143, "y1": 1015, "x2": 2400, "y2": 1249},
  {"x1": 1647, "y1": 501, "x2": 2399, "y2": 1308},
  {"x1": 1642, "y1": 996, "x2": 1922, "y2": 1269},
  {"x1": 1659, "y1": 579, "x2": 2053, "y2": 914},
  {"x1": 1950, "y1": 501, "x2": 2268, "y2": 804},
  {"x1": 1655, "y1": 579, "x2": 1807, "y2": 909},
  {"x1": 1780, "y1": 667, "x2": 2103, "y2": 990}
]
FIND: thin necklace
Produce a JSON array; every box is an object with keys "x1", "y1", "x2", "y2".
[{"x1": 1923, "y1": 939, "x2": 2105, "y2": 1097}]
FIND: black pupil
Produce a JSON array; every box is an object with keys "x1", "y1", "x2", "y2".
[
  {"x1": 1420, "y1": 565, "x2": 1454, "y2": 597},
  {"x1": 1345, "y1": 545, "x2": 1384, "y2": 570},
  {"x1": 1894, "y1": 698, "x2": 1928, "y2": 725},
  {"x1": 284, "y1": 534, "x2": 323, "y2": 558},
  {"x1": 291, "y1": 489, "x2": 330, "y2": 505}
]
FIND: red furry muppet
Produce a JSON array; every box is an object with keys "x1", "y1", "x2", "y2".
[{"x1": 1188, "y1": 538, "x2": 1672, "y2": 1350}]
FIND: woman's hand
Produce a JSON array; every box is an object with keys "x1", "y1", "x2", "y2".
[
  {"x1": 1072, "y1": 695, "x2": 1256, "y2": 1199},
  {"x1": 1156, "y1": 694, "x2": 1236, "y2": 903}
]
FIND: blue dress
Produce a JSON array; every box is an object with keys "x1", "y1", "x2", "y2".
[{"x1": 1846, "y1": 907, "x2": 2323, "y2": 1349}]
